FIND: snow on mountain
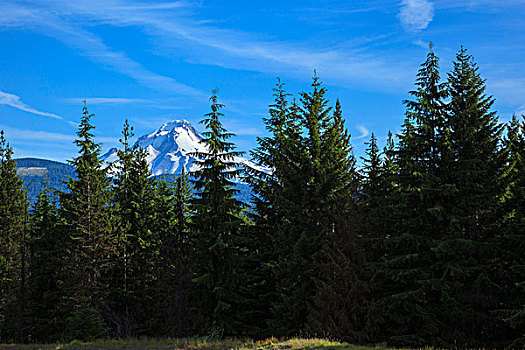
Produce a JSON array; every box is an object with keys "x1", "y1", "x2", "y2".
[{"x1": 100, "y1": 120, "x2": 269, "y2": 179}]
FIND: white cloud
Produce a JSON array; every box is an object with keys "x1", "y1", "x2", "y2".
[
  {"x1": 0, "y1": 0, "x2": 417, "y2": 93},
  {"x1": 355, "y1": 125, "x2": 370, "y2": 139},
  {"x1": 412, "y1": 39, "x2": 430, "y2": 49},
  {"x1": 399, "y1": 0, "x2": 434, "y2": 33},
  {"x1": 434, "y1": 0, "x2": 525, "y2": 11},
  {"x1": 0, "y1": 1, "x2": 204, "y2": 98},
  {"x1": 46, "y1": 24, "x2": 204, "y2": 97},
  {"x1": 62, "y1": 97, "x2": 191, "y2": 110},
  {"x1": 516, "y1": 105, "x2": 525, "y2": 117},
  {"x1": 63, "y1": 97, "x2": 150, "y2": 105},
  {"x1": 0, "y1": 124, "x2": 117, "y2": 161},
  {"x1": 0, "y1": 90, "x2": 67, "y2": 121},
  {"x1": 0, "y1": 124, "x2": 116, "y2": 144},
  {"x1": 1, "y1": 125, "x2": 73, "y2": 142},
  {"x1": 226, "y1": 125, "x2": 264, "y2": 136},
  {"x1": 487, "y1": 77, "x2": 525, "y2": 106}
]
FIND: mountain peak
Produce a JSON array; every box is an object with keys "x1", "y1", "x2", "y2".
[
  {"x1": 132, "y1": 119, "x2": 205, "y2": 175},
  {"x1": 101, "y1": 120, "x2": 269, "y2": 177},
  {"x1": 160, "y1": 119, "x2": 190, "y2": 130},
  {"x1": 156, "y1": 119, "x2": 200, "y2": 136}
]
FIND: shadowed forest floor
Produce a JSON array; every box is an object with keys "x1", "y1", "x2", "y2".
[{"x1": 0, "y1": 337, "x2": 399, "y2": 350}]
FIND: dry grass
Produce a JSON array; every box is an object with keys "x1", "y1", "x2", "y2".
[{"x1": 0, "y1": 337, "x2": 398, "y2": 350}]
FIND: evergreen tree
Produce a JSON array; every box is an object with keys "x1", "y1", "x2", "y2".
[
  {"x1": 151, "y1": 171, "x2": 193, "y2": 337},
  {"x1": 263, "y1": 75, "x2": 360, "y2": 336},
  {"x1": 272, "y1": 75, "x2": 335, "y2": 334},
  {"x1": 380, "y1": 131, "x2": 398, "y2": 193},
  {"x1": 0, "y1": 130, "x2": 28, "y2": 343},
  {"x1": 367, "y1": 45, "x2": 452, "y2": 347},
  {"x1": 306, "y1": 99, "x2": 365, "y2": 342},
  {"x1": 107, "y1": 119, "x2": 156, "y2": 336},
  {"x1": 359, "y1": 132, "x2": 397, "y2": 239},
  {"x1": 440, "y1": 47, "x2": 507, "y2": 347},
  {"x1": 361, "y1": 133, "x2": 381, "y2": 206},
  {"x1": 266, "y1": 76, "x2": 321, "y2": 335},
  {"x1": 26, "y1": 180, "x2": 66, "y2": 342},
  {"x1": 499, "y1": 115, "x2": 525, "y2": 347},
  {"x1": 189, "y1": 89, "x2": 248, "y2": 335},
  {"x1": 59, "y1": 102, "x2": 110, "y2": 340},
  {"x1": 247, "y1": 79, "x2": 303, "y2": 336}
]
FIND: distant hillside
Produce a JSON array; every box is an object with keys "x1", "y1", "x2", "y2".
[
  {"x1": 15, "y1": 158, "x2": 76, "y2": 203},
  {"x1": 15, "y1": 158, "x2": 253, "y2": 204}
]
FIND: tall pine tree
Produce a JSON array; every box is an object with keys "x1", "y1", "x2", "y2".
[
  {"x1": 0, "y1": 130, "x2": 28, "y2": 342},
  {"x1": 248, "y1": 80, "x2": 301, "y2": 335},
  {"x1": 440, "y1": 47, "x2": 507, "y2": 347},
  {"x1": 107, "y1": 119, "x2": 156, "y2": 336},
  {"x1": 26, "y1": 180, "x2": 66, "y2": 342},
  {"x1": 306, "y1": 99, "x2": 364, "y2": 342},
  {"x1": 498, "y1": 115, "x2": 525, "y2": 347},
  {"x1": 59, "y1": 102, "x2": 110, "y2": 340},
  {"x1": 151, "y1": 171, "x2": 193, "y2": 337},
  {"x1": 189, "y1": 89, "x2": 248, "y2": 336},
  {"x1": 367, "y1": 44, "x2": 452, "y2": 347}
]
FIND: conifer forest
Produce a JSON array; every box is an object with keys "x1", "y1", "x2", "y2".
[{"x1": 0, "y1": 47, "x2": 524, "y2": 348}]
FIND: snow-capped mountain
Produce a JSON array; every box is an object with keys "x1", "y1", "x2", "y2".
[{"x1": 101, "y1": 120, "x2": 269, "y2": 178}]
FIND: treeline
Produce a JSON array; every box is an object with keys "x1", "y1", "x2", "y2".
[{"x1": 0, "y1": 46, "x2": 523, "y2": 348}]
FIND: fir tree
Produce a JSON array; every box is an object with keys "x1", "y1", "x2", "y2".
[
  {"x1": 189, "y1": 89, "x2": 247, "y2": 335},
  {"x1": 247, "y1": 79, "x2": 302, "y2": 336},
  {"x1": 268, "y1": 76, "x2": 324, "y2": 335},
  {"x1": 367, "y1": 45, "x2": 452, "y2": 347},
  {"x1": 107, "y1": 119, "x2": 156, "y2": 336},
  {"x1": 26, "y1": 180, "x2": 66, "y2": 342},
  {"x1": 59, "y1": 102, "x2": 110, "y2": 340},
  {"x1": 0, "y1": 130, "x2": 28, "y2": 343},
  {"x1": 306, "y1": 100, "x2": 364, "y2": 342},
  {"x1": 499, "y1": 115, "x2": 525, "y2": 347},
  {"x1": 440, "y1": 47, "x2": 507, "y2": 347},
  {"x1": 267, "y1": 75, "x2": 360, "y2": 336},
  {"x1": 361, "y1": 133, "x2": 381, "y2": 205},
  {"x1": 170, "y1": 171, "x2": 193, "y2": 336},
  {"x1": 151, "y1": 171, "x2": 193, "y2": 337}
]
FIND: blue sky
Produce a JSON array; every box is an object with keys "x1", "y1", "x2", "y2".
[{"x1": 1, "y1": 0, "x2": 524, "y2": 162}]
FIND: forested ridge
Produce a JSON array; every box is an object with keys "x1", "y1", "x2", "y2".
[{"x1": 0, "y1": 47, "x2": 523, "y2": 348}]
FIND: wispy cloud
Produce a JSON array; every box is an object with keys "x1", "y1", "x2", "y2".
[
  {"x1": 0, "y1": 124, "x2": 116, "y2": 144},
  {"x1": 224, "y1": 120, "x2": 265, "y2": 136},
  {"x1": 355, "y1": 125, "x2": 370, "y2": 139},
  {"x1": 1, "y1": 125, "x2": 73, "y2": 142},
  {"x1": 0, "y1": 90, "x2": 78, "y2": 126},
  {"x1": 62, "y1": 97, "x2": 189, "y2": 111},
  {"x1": 0, "y1": 0, "x2": 417, "y2": 93},
  {"x1": 63, "y1": 97, "x2": 151, "y2": 105},
  {"x1": 435, "y1": 0, "x2": 525, "y2": 11},
  {"x1": 47, "y1": 24, "x2": 204, "y2": 97},
  {"x1": 516, "y1": 105, "x2": 525, "y2": 117},
  {"x1": 0, "y1": 1, "x2": 204, "y2": 98},
  {"x1": 487, "y1": 77, "x2": 525, "y2": 106},
  {"x1": 399, "y1": 0, "x2": 434, "y2": 33},
  {"x1": 412, "y1": 39, "x2": 430, "y2": 49},
  {"x1": 0, "y1": 90, "x2": 61, "y2": 120}
]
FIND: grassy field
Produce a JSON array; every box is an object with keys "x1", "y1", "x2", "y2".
[{"x1": 0, "y1": 337, "x2": 396, "y2": 350}]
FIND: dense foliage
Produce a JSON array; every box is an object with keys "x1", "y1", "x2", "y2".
[{"x1": 0, "y1": 47, "x2": 523, "y2": 348}]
